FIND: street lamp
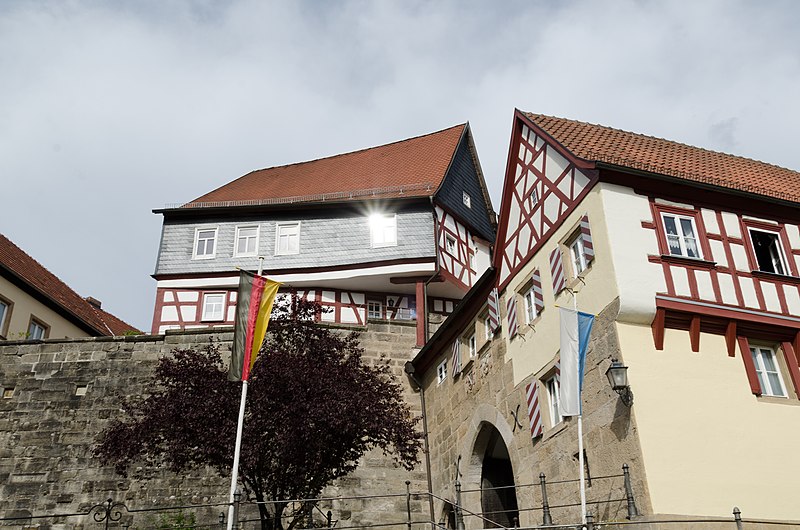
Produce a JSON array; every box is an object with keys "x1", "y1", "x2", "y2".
[{"x1": 605, "y1": 359, "x2": 634, "y2": 406}]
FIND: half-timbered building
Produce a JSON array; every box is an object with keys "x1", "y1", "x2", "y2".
[
  {"x1": 151, "y1": 124, "x2": 496, "y2": 346},
  {"x1": 409, "y1": 110, "x2": 800, "y2": 527}
]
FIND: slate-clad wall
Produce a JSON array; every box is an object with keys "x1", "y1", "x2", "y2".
[
  {"x1": 434, "y1": 135, "x2": 495, "y2": 242},
  {"x1": 0, "y1": 325, "x2": 427, "y2": 529},
  {"x1": 155, "y1": 203, "x2": 436, "y2": 276}
]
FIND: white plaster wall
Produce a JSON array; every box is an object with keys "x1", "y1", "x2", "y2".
[
  {"x1": 503, "y1": 186, "x2": 621, "y2": 386},
  {"x1": 618, "y1": 322, "x2": 800, "y2": 520},
  {"x1": 598, "y1": 184, "x2": 665, "y2": 324}
]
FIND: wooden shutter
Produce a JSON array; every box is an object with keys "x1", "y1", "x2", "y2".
[
  {"x1": 526, "y1": 381, "x2": 543, "y2": 439},
  {"x1": 531, "y1": 270, "x2": 544, "y2": 314},
  {"x1": 549, "y1": 248, "x2": 566, "y2": 292},
  {"x1": 580, "y1": 215, "x2": 594, "y2": 263}
]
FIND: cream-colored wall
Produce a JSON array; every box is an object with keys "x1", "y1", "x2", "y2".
[
  {"x1": 0, "y1": 276, "x2": 89, "y2": 339},
  {"x1": 503, "y1": 185, "x2": 621, "y2": 386},
  {"x1": 599, "y1": 184, "x2": 665, "y2": 324},
  {"x1": 618, "y1": 322, "x2": 800, "y2": 520}
]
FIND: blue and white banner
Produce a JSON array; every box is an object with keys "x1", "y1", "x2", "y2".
[{"x1": 559, "y1": 308, "x2": 595, "y2": 416}]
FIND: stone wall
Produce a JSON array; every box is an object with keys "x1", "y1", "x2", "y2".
[
  {"x1": 0, "y1": 321, "x2": 427, "y2": 529},
  {"x1": 419, "y1": 298, "x2": 653, "y2": 529}
]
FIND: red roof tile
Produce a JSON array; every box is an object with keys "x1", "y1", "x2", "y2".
[
  {"x1": 525, "y1": 113, "x2": 800, "y2": 204},
  {"x1": 0, "y1": 234, "x2": 139, "y2": 336},
  {"x1": 184, "y1": 124, "x2": 467, "y2": 208}
]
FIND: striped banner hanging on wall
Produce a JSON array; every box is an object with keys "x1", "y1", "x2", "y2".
[
  {"x1": 506, "y1": 296, "x2": 519, "y2": 337},
  {"x1": 580, "y1": 215, "x2": 595, "y2": 263},
  {"x1": 487, "y1": 288, "x2": 500, "y2": 331},
  {"x1": 526, "y1": 381, "x2": 543, "y2": 439},
  {"x1": 549, "y1": 248, "x2": 566, "y2": 293},
  {"x1": 451, "y1": 340, "x2": 462, "y2": 377}
]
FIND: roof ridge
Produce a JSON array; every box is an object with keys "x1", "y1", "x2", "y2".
[{"x1": 525, "y1": 112, "x2": 800, "y2": 175}]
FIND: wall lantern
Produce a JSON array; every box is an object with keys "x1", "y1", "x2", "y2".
[{"x1": 605, "y1": 359, "x2": 634, "y2": 406}]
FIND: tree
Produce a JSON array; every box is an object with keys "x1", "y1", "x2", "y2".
[{"x1": 95, "y1": 297, "x2": 421, "y2": 530}]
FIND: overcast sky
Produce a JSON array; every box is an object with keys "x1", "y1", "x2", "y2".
[{"x1": 1, "y1": 0, "x2": 799, "y2": 332}]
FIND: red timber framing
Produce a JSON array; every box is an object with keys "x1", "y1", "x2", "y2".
[
  {"x1": 151, "y1": 286, "x2": 459, "y2": 334},
  {"x1": 652, "y1": 296, "x2": 800, "y2": 396},
  {"x1": 435, "y1": 205, "x2": 476, "y2": 290},
  {"x1": 493, "y1": 110, "x2": 599, "y2": 291},
  {"x1": 642, "y1": 198, "x2": 800, "y2": 320}
]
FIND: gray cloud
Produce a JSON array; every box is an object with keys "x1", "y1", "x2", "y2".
[{"x1": 1, "y1": 0, "x2": 798, "y2": 330}]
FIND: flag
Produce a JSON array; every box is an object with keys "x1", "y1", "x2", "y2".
[
  {"x1": 228, "y1": 271, "x2": 281, "y2": 382},
  {"x1": 558, "y1": 308, "x2": 594, "y2": 416}
]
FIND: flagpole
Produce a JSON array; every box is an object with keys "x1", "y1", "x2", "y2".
[
  {"x1": 574, "y1": 292, "x2": 587, "y2": 525},
  {"x1": 226, "y1": 258, "x2": 265, "y2": 530}
]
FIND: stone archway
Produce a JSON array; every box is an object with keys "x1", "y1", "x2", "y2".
[
  {"x1": 475, "y1": 425, "x2": 519, "y2": 528},
  {"x1": 460, "y1": 405, "x2": 519, "y2": 529}
]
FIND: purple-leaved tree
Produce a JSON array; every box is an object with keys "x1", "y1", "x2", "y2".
[{"x1": 95, "y1": 297, "x2": 421, "y2": 530}]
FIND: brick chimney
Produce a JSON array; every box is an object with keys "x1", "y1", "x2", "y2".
[{"x1": 85, "y1": 296, "x2": 102, "y2": 309}]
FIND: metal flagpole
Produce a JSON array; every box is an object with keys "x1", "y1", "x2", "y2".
[
  {"x1": 573, "y1": 291, "x2": 587, "y2": 525},
  {"x1": 226, "y1": 258, "x2": 265, "y2": 530}
]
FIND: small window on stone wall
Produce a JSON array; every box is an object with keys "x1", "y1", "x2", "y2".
[
  {"x1": 3, "y1": 387, "x2": 14, "y2": 399},
  {"x1": 75, "y1": 385, "x2": 88, "y2": 397}
]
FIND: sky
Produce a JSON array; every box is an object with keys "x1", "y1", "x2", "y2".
[{"x1": 1, "y1": 0, "x2": 799, "y2": 332}]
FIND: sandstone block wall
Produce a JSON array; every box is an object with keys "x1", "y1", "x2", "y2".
[{"x1": 0, "y1": 322, "x2": 427, "y2": 529}]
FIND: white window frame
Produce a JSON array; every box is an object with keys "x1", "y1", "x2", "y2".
[
  {"x1": 370, "y1": 214, "x2": 397, "y2": 248},
  {"x1": 445, "y1": 234, "x2": 457, "y2": 255},
  {"x1": 546, "y1": 376, "x2": 562, "y2": 426},
  {"x1": 748, "y1": 227, "x2": 789, "y2": 275},
  {"x1": 275, "y1": 222, "x2": 301, "y2": 256},
  {"x1": 660, "y1": 213, "x2": 701, "y2": 259},
  {"x1": 0, "y1": 298, "x2": 10, "y2": 337},
  {"x1": 202, "y1": 293, "x2": 226, "y2": 322},
  {"x1": 568, "y1": 234, "x2": 588, "y2": 275},
  {"x1": 528, "y1": 188, "x2": 539, "y2": 210},
  {"x1": 437, "y1": 360, "x2": 448, "y2": 385},
  {"x1": 367, "y1": 301, "x2": 383, "y2": 320},
  {"x1": 193, "y1": 227, "x2": 218, "y2": 260},
  {"x1": 483, "y1": 314, "x2": 494, "y2": 341},
  {"x1": 234, "y1": 225, "x2": 260, "y2": 257},
  {"x1": 28, "y1": 318, "x2": 48, "y2": 340},
  {"x1": 750, "y1": 345, "x2": 788, "y2": 397},
  {"x1": 463, "y1": 191, "x2": 472, "y2": 209},
  {"x1": 523, "y1": 285, "x2": 537, "y2": 324},
  {"x1": 467, "y1": 333, "x2": 477, "y2": 359}
]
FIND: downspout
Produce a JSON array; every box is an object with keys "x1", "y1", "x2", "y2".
[{"x1": 404, "y1": 362, "x2": 436, "y2": 529}]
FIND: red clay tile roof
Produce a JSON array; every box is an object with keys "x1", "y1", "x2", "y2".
[
  {"x1": 525, "y1": 113, "x2": 800, "y2": 204},
  {"x1": 0, "y1": 233, "x2": 139, "y2": 336},
  {"x1": 183, "y1": 124, "x2": 467, "y2": 208}
]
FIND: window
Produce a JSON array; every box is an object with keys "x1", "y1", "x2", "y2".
[
  {"x1": 463, "y1": 192, "x2": 472, "y2": 208},
  {"x1": 528, "y1": 188, "x2": 539, "y2": 210},
  {"x1": 235, "y1": 225, "x2": 259, "y2": 257},
  {"x1": 750, "y1": 346, "x2": 787, "y2": 397},
  {"x1": 523, "y1": 285, "x2": 538, "y2": 324},
  {"x1": 194, "y1": 228, "x2": 217, "y2": 259},
  {"x1": 0, "y1": 298, "x2": 10, "y2": 337},
  {"x1": 370, "y1": 214, "x2": 397, "y2": 247},
  {"x1": 445, "y1": 235, "x2": 456, "y2": 254},
  {"x1": 28, "y1": 318, "x2": 48, "y2": 340},
  {"x1": 437, "y1": 360, "x2": 448, "y2": 385},
  {"x1": 202, "y1": 293, "x2": 226, "y2": 321},
  {"x1": 483, "y1": 315, "x2": 494, "y2": 341},
  {"x1": 275, "y1": 223, "x2": 300, "y2": 255},
  {"x1": 367, "y1": 301, "x2": 383, "y2": 320},
  {"x1": 749, "y1": 228, "x2": 789, "y2": 275},
  {"x1": 467, "y1": 333, "x2": 477, "y2": 359},
  {"x1": 568, "y1": 234, "x2": 588, "y2": 275},
  {"x1": 546, "y1": 376, "x2": 562, "y2": 426},
  {"x1": 661, "y1": 213, "x2": 700, "y2": 258}
]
